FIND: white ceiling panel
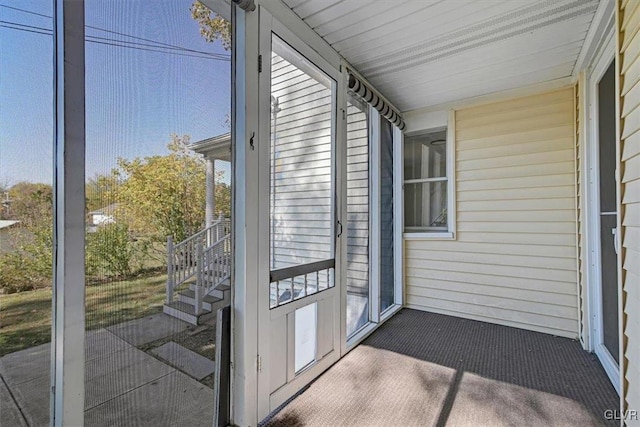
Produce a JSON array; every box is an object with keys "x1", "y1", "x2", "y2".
[{"x1": 281, "y1": 0, "x2": 602, "y2": 112}]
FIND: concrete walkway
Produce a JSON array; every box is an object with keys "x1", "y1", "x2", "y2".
[{"x1": 0, "y1": 314, "x2": 214, "y2": 427}]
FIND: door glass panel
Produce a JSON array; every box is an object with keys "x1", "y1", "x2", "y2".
[
  {"x1": 380, "y1": 119, "x2": 395, "y2": 312},
  {"x1": 269, "y1": 34, "x2": 335, "y2": 308},
  {"x1": 294, "y1": 303, "x2": 317, "y2": 373},
  {"x1": 597, "y1": 60, "x2": 619, "y2": 364},
  {"x1": 346, "y1": 96, "x2": 370, "y2": 337}
]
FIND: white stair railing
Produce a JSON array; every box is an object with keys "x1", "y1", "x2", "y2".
[{"x1": 166, "y1": 217, "x2": 231, "y2": 305}]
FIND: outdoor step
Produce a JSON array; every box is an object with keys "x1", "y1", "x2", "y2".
[
  {"x1": 207, "y1": 281, "x2": 230, "y2": 299},
  {"x1": 189, "y1": 279, "x2": 231, "y2": 299},
  {"x1": 163, "y1": 301, "x2": 211, "y2": 326},
  {"x1": 178, "y1": 289, "x2": 223, "y2": 312}
]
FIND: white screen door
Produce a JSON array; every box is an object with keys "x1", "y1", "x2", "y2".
[{"x1": 256, "y1": 11, "x2": 342, "y2": 420}]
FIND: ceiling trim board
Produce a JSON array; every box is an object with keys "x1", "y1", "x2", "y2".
[{"x1": 571, "y1": 0, "x2": 615, "y2": 78}]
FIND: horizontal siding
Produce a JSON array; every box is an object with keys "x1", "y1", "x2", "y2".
[
  {"x1": 405, "y1": 88, "x2": 579, "y2": 338},
  {"x1": 619, "y1": 0, "x2": 640, "y2": 419},
  {"x1": 270, "y1": 53, "x2": 332, "y2": 269},
  {"x1": 346, "y1": 102, "x2": 370, "y2": 293}
]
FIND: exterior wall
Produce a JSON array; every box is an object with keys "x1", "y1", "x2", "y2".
[
  {"x1": 617, "y1": 0, "x2": 640, "y2": 420},
  {"x1": 346, "y1": 100, "x2": 370, "y2": 310},
  {"x1": 405, "y1": 88, "x2": 580, "y2": 338},
  {"x1": 270, "y1": 53, "x2": 333, "y2": 270}
]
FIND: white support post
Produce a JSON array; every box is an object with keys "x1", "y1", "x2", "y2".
[
  {"x1": 206, "y1": 157, "x2": 216, "y2": 228},
  {"x1": 231, "y1": 2, "x2": 260, "y2": 425},
  {"x1": 196, "y1": 241, "x2": 204, "y2": 315},
  {"x1": 166, "y1": 236, "x2": 174, "y2": 304},
  {"x1": 51, "y1": 0, "x2": 85, "y2": 425}
]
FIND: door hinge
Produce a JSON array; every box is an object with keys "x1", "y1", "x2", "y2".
[
  {"x1": 257, "y1": 355, "x2": 262, "y2": 372},
  {"x1": 258, "y1": 55, "x2": 263, "y2": 73}
]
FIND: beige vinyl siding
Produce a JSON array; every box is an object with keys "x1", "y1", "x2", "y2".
[
  {"x1": 618, "y1": 0, "x2": 640, "y2": 418},
  {"x1": 405, "y1": 88, "x2": 580, "y2": 338}
]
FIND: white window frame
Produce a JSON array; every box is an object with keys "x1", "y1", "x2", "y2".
[{"x1": 403, "y1": 110, "x2": 456, "y2": 240}]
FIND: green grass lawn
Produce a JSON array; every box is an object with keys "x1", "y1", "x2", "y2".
[{"x1": 0, "y1": 272, "x2": 167, "y2": 357}]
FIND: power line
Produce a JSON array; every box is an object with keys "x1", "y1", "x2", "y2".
[
  {"x1": 0, "y1": 4, "x2": 230, "y2": 60},
  {"x1": 85, "y1": 33, "x2": 229, "y2": 59},
  {"x1": 85, "y1": 25, "x2": 229, "y2": 59},
  {"x1": 0, "y1": 23, "x2": 50, "y2": 37},
  {"x1": 0, "y1": 4, "x2": 50, "y2": 19},
  {"x1": 0, "y1": 20, "x2": 230, "y2": 61}
]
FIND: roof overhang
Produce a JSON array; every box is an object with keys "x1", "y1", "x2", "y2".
[{"x1": 191, "y1": 132, "x2": 231, "y2": 161}]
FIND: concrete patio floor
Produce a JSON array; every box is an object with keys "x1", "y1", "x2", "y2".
[{"x1": 0, "y1": 314, "x2": 215, "y2": 427}]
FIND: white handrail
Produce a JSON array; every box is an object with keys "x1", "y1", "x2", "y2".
[{"x1": 166, "y1": 219, "x2": 231, "y2": 304}]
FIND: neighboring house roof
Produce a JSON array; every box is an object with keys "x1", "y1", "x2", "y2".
[
  {"x1": 190, "y1": 132, "x2": 231, "y2": 161},
  {"x1": 0, "y1": 220, "x2": 20, "y2": 229},
  {"x1": 89, "y1": 203, "x2": 119, "y2": 216}
]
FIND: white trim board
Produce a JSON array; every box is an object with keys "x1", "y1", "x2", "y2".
[
  {"x1": 572, "y1": 0, "x2": 615, "y2": 79},
  {"x1": 582, "y1": 28, "x2": 620, "y2": 395}
]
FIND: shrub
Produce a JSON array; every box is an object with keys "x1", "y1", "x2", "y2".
[
  {"x1": 86, "y1": 223, "x2": 137, "y2": 278},
  {"x1": 0, "y1": 224, "x2": 52, "y2": 294}
]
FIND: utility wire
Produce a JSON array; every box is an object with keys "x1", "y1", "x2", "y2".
[
  {"x1": 0, "y1": 23, "x2": 50, "y2": 36},
  {"x1": 0, "y1": 4, "x2": 230, "y2": 60},
  {"x1": 0, "y1": 19, "x2": 230, "y2": 61},
  {"x1": 86, "y1": 24, "x2": 229, "y2": 58},
  {"x1": 0, "y1": 4, "x2": 50, "y2": 19}
]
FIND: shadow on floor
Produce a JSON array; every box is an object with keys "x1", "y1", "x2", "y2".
[{"x1": 264, "y1": 309, "x2": 619, "y2": 427}]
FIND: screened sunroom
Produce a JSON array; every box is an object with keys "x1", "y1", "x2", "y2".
[{"x1": 3, "y1": 0, "x2": 639, "y2": 426}]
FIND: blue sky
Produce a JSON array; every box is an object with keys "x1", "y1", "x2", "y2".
[{"x1": 0, "y1": 0, "x2": 230, "y2": 186}]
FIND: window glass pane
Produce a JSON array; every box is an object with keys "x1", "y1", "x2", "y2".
[
  {"x1": 294, "y1": 302, "x2": 317, "y2": 373},
  {"x1": 405, "y1": 181, "x2": 448, "y2": 230},
  {"x1": 269, "y1": 35, "x2": 333, "y2": 270},
  {"x1": 346, "y1": 95, "x2": 369, "y2": 337},
  {"x1": 404, "y1": 130, "x2": 447, "y2": 180},
  {"x1": 380, "y1": 119, "x2": 395, "y2": 312},
  {"x1": 269, "y1": 34, "x2": 335, "y2": 308},
  {"x1": 1, "y1": 1, "x2": 53, "y2": 425}
]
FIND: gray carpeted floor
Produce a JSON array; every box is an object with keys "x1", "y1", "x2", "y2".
[{"x1": 263, "y1": 309, "x2": 619, "y2": 427}]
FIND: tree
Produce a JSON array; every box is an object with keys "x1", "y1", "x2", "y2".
[
  {"x1": 190, "y1": 1, "x2": 231, "y2": 49},
  {"x1": 115, "y1": 134, "x2": 206, "y2": 243},
  {"x1": 0, "y1": 182, "x2": 53, "y2": 293},
  {"x1": 6, "y1": 182, "x2": 52, "y2": 228},
  {"x1": 214, "y1": 171, "x2": 231, "y2": 218},
  {"x1": 86, "y1": 174, "x2": 121, "y2": 213}
]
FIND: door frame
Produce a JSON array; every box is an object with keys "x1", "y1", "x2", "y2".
[
  {"x1": 584, "y1": 29, "x2": 620, "y2": 394},
  {"x1": 256, "y1": 9, "x2": 343, "y2": 419}
]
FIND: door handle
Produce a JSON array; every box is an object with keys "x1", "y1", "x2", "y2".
[
  {"x1": 612, "y1": 227, "x2": 619, "y2": 255},
  {"x1": 337, "y1": 220, "x2": 343, "y2": 238}
]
